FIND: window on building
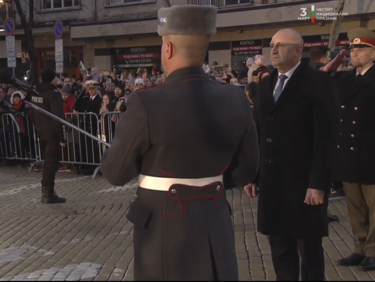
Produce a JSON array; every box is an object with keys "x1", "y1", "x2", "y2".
[
  {"x1": 109, "y1": 0, "x2": 155, "y2": 5},
  {"x1": 223, "y1": 0, "x2": 251, "y2": 5},
  {"x1": 42, "y1": 0, "x2": 80, "y2": 10}
]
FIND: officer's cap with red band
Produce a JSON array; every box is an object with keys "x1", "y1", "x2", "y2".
[{"x1": 348, "y1": 27, "x2": 375, "y2": 48}]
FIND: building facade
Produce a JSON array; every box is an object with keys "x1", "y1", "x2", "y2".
[{"x1": 1, "y1": 0, "x2": 375, "y2": 78}]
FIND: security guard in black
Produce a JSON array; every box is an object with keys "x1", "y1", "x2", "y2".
[{"x1": 31, "y1": 68, "x2": 66, "y2": 204}]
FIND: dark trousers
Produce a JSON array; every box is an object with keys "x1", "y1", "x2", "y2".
[
  {"x1": 40, "y1": 136, "x2": 61, "y2": 188},
  {"x1": 269, "y1": 234, "x2": 324, "y2": 281}
]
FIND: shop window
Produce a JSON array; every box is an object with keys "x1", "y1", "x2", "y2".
[
  {"x1": 45, "y1": 51, "x2": 56, "y2": 69},
  {"x1": 42, "y1": 0, "x2": 80, "y2": 10},
  {"x1": 64, "y1": 50, "x2": 78, "y2": 68},
  {"x1": 223, "y1": 0, "x2": 250, "y2": 5}
]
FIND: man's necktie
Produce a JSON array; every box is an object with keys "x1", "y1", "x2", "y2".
[{"x1": 274, "y1": 75, "x2": 288, "y2": 103}]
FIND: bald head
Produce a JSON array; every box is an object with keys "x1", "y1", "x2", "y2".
[
  {"x1": 273, "y1": 28, "x2": 304, "y2": 45},
  {"x1": 270, "y1": 28, "x2": 304, "y2": 73}
]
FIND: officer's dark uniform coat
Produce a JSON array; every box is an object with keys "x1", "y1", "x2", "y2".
[
  {"x1": 253, "y1": 62, "x2": 340, "y2": 238},
  {"x1": 333, "y1": 64, "x2": 375, "y2": 184},
  {"x1": 101, "y1": 67, "x2": 259, "y2": 281}
]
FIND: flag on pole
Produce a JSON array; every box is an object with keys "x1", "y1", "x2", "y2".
[{"x1": 78, "y1": 60, "x2": 86, "y2": 73}]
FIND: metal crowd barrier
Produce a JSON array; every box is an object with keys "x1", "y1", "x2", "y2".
[
  {"x1": 0, "y1": 113, "x2": 40, "y2": 166},
  {"x1": 0, "y1": 111, "x2": 124, "y2": 178},
  {"x1": 99, "y1": 111, "x2": 122, "y2": 144}
]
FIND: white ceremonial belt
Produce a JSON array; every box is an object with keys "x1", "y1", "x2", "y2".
[{"x1": 138, "y1": 174, "x2": 223, "y2": 191}]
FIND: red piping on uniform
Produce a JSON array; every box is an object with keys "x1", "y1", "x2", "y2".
[
  {"x1": 219, "y1": 165, "x2": 230, "y2": 175},
  {"x1": 137, "y1": 83, "x2": 165, "y2": 92},
  {"x1": 214, "y1": 199, "x2": 226, "y2": 209},
  {"x1": 160, "y1": 170, "x2": 177, "y2": 177},
  {"x1": 163, "y1": 181, "x2": 225, "y2": 216}
]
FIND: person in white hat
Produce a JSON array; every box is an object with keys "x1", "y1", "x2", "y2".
[
  {"x1": 328, "y1": 27, "x2": 375, "y2": 271},
  {"x1": 100, "y1": 4, "x2": 259, "y2": 281}
]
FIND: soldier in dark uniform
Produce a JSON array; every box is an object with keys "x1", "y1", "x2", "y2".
[
  {"x1": 332, "y1": 28, "x2": 375, "y2": 271},
  {"x1": 31, "y1": 69, "x2": 66, "y2": 204},
  {"x1": 100, "y1": 5, "x2": 259, "y2": 281}
]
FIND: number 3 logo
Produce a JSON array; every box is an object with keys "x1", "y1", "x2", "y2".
[{"x1": 300, "y1": 8, "x2": 307, "y2": 16}]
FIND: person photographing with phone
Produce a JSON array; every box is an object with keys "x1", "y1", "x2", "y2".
[{"x1": 30, "y1": 68, "x2": 67, "y2": 204}]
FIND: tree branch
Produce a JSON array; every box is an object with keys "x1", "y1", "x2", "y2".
[
  {"x1": 14, "y1": 0, "x2": 38, "y2": 85},
  {"x1": 29, "y1": 0, "x2": 34, "y2": 27}
]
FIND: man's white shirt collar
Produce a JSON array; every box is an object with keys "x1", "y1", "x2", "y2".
[
  {"x1": 356, "y1": 63, "x2": 374, "y2": 76},
  {"x1": 278, "y1": 61, "x2": 301, "y2": 79},
  {"x1": 273, "y1": 61, "x2": 301, "y2": 95}
]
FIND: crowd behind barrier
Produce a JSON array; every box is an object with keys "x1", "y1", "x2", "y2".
[{"x1": 0, "y1": 111, "x2": 122, "y2": 178}]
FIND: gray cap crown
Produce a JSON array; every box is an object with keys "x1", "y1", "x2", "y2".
[{"x1": 157, "y1": 5, "x2": 217, "y2": 37}]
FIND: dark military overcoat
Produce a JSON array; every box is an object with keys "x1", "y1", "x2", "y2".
[
  {"x1": 333, "y1": 65, "x2": 375, "y2": 184},
  {"x1": 101, "y1": 67, "x2": 259, "y2": 281}
]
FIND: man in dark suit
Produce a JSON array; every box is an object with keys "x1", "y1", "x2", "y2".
[
  {"x1": 332, "y1": 28, "x2": 375, "y2": 271},
  {"x1": 100, "y1": 5, "x2": 259, "y2": 281},
  {"x1": 309, "y1": 46, "x2": 340, "y2": 223},
  {"x1": 248, "y1": 28, "x2": 340, "y2": 280}
]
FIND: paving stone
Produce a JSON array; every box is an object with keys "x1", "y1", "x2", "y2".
[{"x1": 0, "y1": 167, "x2": 369, "y2": 281}]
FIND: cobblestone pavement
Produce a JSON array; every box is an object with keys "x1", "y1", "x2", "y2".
[{"x1": 0, "y1": 166, "x2": 372, "y2": 281}]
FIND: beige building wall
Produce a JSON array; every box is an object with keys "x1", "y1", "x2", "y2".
[
  {"x1": 70, "y1": 0, "x2": 375, "y2": 39},
  {"x1": 32, "y1": 34, "x2": 84, "y2": 49}
]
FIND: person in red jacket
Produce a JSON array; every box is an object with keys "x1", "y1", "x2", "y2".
[{"x1": 61, "y1": 85, "x2": 76, "y2": 121}]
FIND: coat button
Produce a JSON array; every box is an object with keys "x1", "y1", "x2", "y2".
[
  {"x1": 216, "y1": 185, "x2": 221, "y2": 191},
  {"x1": 268, "y1": 117, "x2": 274, "y2": 121},
  {"x1": 340, "y1": 119, "x2": 343, "y2": 122},
  {"x1": 354, "y1": 107, "x2": 358, "y2": 110},
  {"x1": 351, "y1": 134, "x2": 355, "y2": 138},
  {"x1": 266, "y1": 138, "x2": 272, "y2": 143},
  {"x1": 171, "y1": 188, "x2": 177, "y2": 194},
  {"x1": 341, "y1": 105, "x2": 345, "y2": 109},
  {"x1": 337, "y1": 145, "x2": 340, "y2": 148},
  {"x1": 353, "y1": 121, "x2": 356, "y2": 124},
  {"x1": 350, "y1": 147, "x2": 354, "y2": 151},
  {"x1": 265, "y1": 159, "x2": 272, "y2": 163}
]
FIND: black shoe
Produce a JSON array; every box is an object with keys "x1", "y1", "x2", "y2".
[
  {"x1": 41, "y1": 194, "x2": 66, "y2": 204},
  {"x1": 337, "y1": 253, "x2": 365, "y2": 266},
  {"x1": 328, "y1": 213, "x2": 339, "y2": 223},
  {"x1": 41, "y1": 186, "x2": 66, "y2": 204},
  {"x1": 359, "y1": 257, "x2": 375, "y2": 271}
]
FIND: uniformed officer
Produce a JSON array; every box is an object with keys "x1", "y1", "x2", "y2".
[
  {"x1": 31, "y1": 68, "x2": 67, "y2": 204},
  {"x1": 331, "y1": 28, "x2": 375, "y2": 271},
  {"x1": 100, "y1": 5, "x2": 259, "y2": 281}
]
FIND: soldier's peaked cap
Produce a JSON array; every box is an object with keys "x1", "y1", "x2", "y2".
[
  {"x1": 347, "y1": 27, "x2": 375, "y2": 48},
  {"x1": 157, "y1": 5, "x2": 217, "y2": 37}
]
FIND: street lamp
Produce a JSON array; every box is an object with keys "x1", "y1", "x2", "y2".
[
  {"x1": 0, "y1": 0, "x2": 9, "y2": 32},
  {"x1": 0, "y1": 0, "x2": 9, "y2": 19},
  {"x1": 0, "y1": 0, "x2": 5, "y2": 32}
]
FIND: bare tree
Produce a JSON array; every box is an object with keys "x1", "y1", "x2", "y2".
[{"x1": 13, "y1": 0, "x2": 38, "y2": 85}]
